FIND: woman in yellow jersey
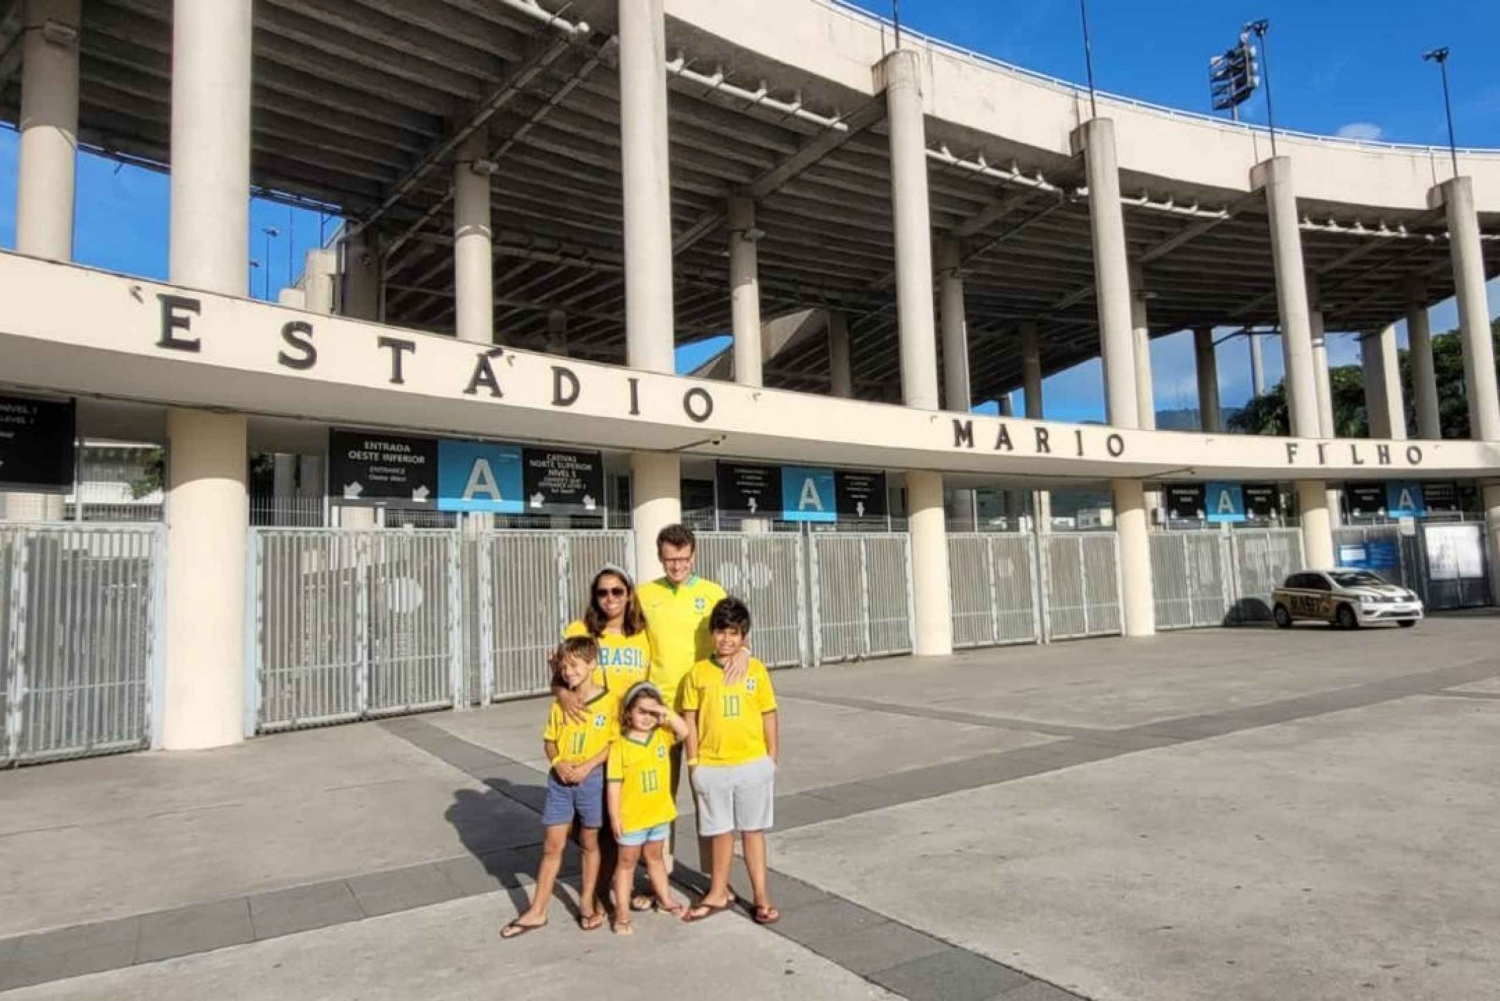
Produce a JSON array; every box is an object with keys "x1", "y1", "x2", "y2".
[{"x1": 563, "y1": 565, "x2": 652, "y2": 698}]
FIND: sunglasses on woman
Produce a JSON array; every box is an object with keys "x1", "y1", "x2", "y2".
[{"x1": 595, "y1": 586, "x2": 628, "y2": 598}]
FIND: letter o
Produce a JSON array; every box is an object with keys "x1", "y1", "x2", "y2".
[
  {"x1": 1405, "y1": 445, "x2": 1423, "y2": 466},
  {"x1": 1106, "y1": 433, "x2": 1126, "y2": 457},
  {"x1": 683, "y1": 387, "x2": 714, "y2": 423}
]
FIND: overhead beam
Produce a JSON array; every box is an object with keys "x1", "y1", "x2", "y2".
[
  {"x1": 0, "y1": 0, "x2": 22, "y2": 93},
  {"x1": 1136, "y1": 192, "x2": 1258, "y2": 265},
  {"x1": 672, "y1": 97, "x2": 887, "y2": 255}
]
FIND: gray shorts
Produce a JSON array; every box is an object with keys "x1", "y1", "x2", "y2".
[{"x1": 693, "y1": 756, "x2": 775, "y2": 836}]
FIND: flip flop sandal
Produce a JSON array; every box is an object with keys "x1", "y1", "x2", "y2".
[
  {"x1": 578, "y1": 912, "x2": 606, "y2": 932},
  {"x1": 630, "y1": 894, "x2": 657, "y2": 912},
  {"x1": 753, "y1": 906, "x2": 780, "y2": 925},
  {"x1": 683, "y1": 900, "x2": 733, "y2": 923},
  {"x1": 611, "y1": 919, "x2": 634, "y2": 935},
  {"x1": 499, "y1": 919, "x2": 547, "y2": 941}
]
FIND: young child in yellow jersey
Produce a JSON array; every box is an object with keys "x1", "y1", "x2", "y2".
[
  {"x1": 681, "y1": 597, "x2": 780, "y2": 926},
  {"x1": 501, "y1": 636, "x2": 615, "y2": 940},
  {"x1": 606, "y1": 681, "x2": 689, "y2": 934}
]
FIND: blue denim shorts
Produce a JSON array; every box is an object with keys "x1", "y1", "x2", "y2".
[
  {"x1": 541, "y1": 766, "x2": 604, "y2": 828},
  {"x1": 617, "y1": 822, "x2": 671, "y2": 847}
]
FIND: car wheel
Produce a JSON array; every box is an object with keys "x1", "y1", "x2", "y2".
[
  {"x1": 1397, "y1": 620, "x2": 1417, "y2": 629},
  {"x1": 1273, "y1": 605, "x2": 1293, "y2": 629},
  {"x1": 1335, "y1": 604, "x2": 1358, "y2": 630}
]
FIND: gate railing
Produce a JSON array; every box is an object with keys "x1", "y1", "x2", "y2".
[
  {"x1": 809, "y1": 533, "x2": 914, "y2": 663},
  {"x1": 2, "y1": 524, "x2": 164, "y2": 765},
  {"x1": 1150, "y1": 531, "x2": 1233, "y2": 631},
  {"x1": 1226, "y1": 528, "x2": 1305, "y2": 623},
  {"x1": 1332, "y1": 525, "x2": 1421, "y2": 593},
  {"x1": 1041, "y1": 532, "x2": 1122, "y2": 640},
  {"x1": 695, "y1": 532, "x2": 808, "y2": 668},
  {"x1": 947, "y1": 533, "x2": 1042, "y2": 648}
]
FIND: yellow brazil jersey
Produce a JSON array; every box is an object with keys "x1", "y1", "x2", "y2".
[
  {"x1": 637, "y1": 575, "x2": 726, "y2": 709},
  {"x1": 680, "y1": 656, "x2": 777, "y2": 767},
  {"x1": 542, "y1": 689, "x2": 618, "y2": 765},
  {"x1": 563, "y1": 620, "x2": 652, "y2": 698},
  {"x1": 607, "y1": 727, "x2": 678, "y2": 833}
]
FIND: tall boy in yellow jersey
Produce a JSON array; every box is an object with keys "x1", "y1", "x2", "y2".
[{"x1": 681, "y1": 597, "x2": 780, "y2": 926}]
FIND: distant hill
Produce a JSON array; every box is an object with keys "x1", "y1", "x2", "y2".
[{"x1": 1154, "y1": 407, "x2": 1241, "y2": 431}]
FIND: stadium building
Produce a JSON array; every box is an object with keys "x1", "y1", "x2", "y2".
[{"x1": 1, "y1": 0, "x2": 1498, "y2": 763}]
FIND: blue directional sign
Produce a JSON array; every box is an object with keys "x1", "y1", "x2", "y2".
[
  {"x1": 1385, "y1": 481, "x2": 1426, "y2": 519},
  {"x1": 1204, "y1": 481, "x2": 1246, "y2": 523},
  {"x1": 781, "y1": 466, "x2": 837, "y2": 523},
  {"x1": 438, "y1": 439, "x2": 523, "y2": 513}
]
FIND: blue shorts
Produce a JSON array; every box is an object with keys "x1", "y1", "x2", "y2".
[
  {"x1": 541, "y1": 767, "x2": 604, "y2": 828},
  {"x1": 617, "y1": 822, "x2": 671, "y2": 847}
]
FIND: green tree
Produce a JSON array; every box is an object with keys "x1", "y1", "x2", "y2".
[{"x1": 1229, "y1": 320, "x2": 1500, "y2": 438}]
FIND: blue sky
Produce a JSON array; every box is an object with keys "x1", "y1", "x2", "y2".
[{"x1": 4, "y1": 0, "x2": 1500, "y2": 422}]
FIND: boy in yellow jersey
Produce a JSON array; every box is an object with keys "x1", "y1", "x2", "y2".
[
  {"x1": 681, "y1": 597, "x2": 780, "y2": 926},
  {"x1": 606, "y1": 682, "x2": 689, "y2": 934},
  {"x1": 501, "y1": 637, "x2": 615, "y2": 939}
]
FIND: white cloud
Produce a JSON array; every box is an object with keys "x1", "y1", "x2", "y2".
[{"x1": 1335, "y1": 122, "x2": 1384, "y2": 141}]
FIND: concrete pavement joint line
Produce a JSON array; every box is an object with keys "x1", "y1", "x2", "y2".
[
  {"x1": 1430, "y1": 690, "x2": 1500, "y2": 701},
  {"x1": 782, "y1": 692, "x2": 1109, "y2": 739}
]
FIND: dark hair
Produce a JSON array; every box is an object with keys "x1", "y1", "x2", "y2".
[
  {"x1": 656, "y1": 523, "x2": 696, "y2": 555},
  {"x1": 708, "y1": 596, "x2": 752, "y2": 635},
  {"x1": 621, "y1": 683, "x2": 664, "y2": 724},
  {"x1": 582, "y1": 568, "x2": 646, "y2": 637},
  {"x1": 554, "y1": 636, "x2": 599, "y2": 677}
]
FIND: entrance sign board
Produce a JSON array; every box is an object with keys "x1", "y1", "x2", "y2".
[
  {"x1": 1421, "y1": 482, "x2": 1458, "y2": 512},
  {"x1": 1346, "y1": 483, "x2": 1385, "y2": 516},
  {"x1": 1165, "y1": 484, "x2": 1205, "y2": 520},
  {"x1": 521, "y1": 447, "x2": 603, "y2": 514},
  {"x1": 0, "y1": 394, "x2": 75, "y2": 493},
  {"x1": 1243, "y1": 483, "x2": 1282, "y2": 520},
  {"x1": 835, "y1": 470, "x2": 887, "y2": 519},
  {"x1": 1204, "y1": 481, "x2": 1246, "y2": 524},
  {"x1": 1384, "y1": 482, "x2": 1426, "y2": 519},
  {"x1": 330, "y1": 430, "x2": 437, "y2": 506},
  {"x1": 1425, "y1": 523, "x2": 1485, "y2": 581},
  {"x1": 781, "y1": 466, "x2": 837, "y2": 523},
  {"x1": 716, "y1": 463, "x2": 783, "y2": 517},
  {"x1": 437, "y1": 439, "x2": 523, "y2": 513}
]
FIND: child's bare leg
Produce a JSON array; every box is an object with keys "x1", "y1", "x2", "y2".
[
  {"x1": 642, "y1": 841, "x2": 681, "y2": 915},
  {"x1": 612, "y1": 845, "x2": 642, "y2": 934},
  {"x1": 577, "y1": 828, "x2": 604, "y2": 928},
  {"x1": 705, "y1": 832, "x2": 735, "y2": 904},
  {"x1": 741, "y1": 830, "x2": 776, "y2": 920},
  {"x1": 502, "y1": 824, "x2": 566, "y2": 935}
]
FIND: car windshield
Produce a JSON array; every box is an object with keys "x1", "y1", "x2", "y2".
[{"x1": 1330, "y1": 571, "x2": 1387, "y2": 588}]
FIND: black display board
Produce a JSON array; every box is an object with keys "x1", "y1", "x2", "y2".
[
  {"x1": 0, "y1": 395, "x2": 75, "y2": 493},
  {"x1": 1346, "y1": 483, "x2": 1385, "y2": 515},
  {"x1": 835, "y1": 470, "x2": 887, "y2": 518},
  {"x1": 329, "y1": 430, "x2": 437, "y2": 505},
  {"x1": 521, "y1": 447, "x2": 604, "y2": 513},
  {"x1": 1165, "y1": 484, "x2": 1206, "y2": 519},
  {"x1": 715, "y1": 462, "x2": 782, "y2": 516},
  {"x1": 1243, "y1": 483, "x2": 1282, "y2": 519}
]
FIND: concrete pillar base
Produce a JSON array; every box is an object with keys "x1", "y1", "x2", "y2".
[
  {"x1": 1112, "y1": 479, "x2": 1155, "y2": 638},
  {"x1": 1297, "y1": 480, "x2": 1335, "y2": 571},
  {"x1": 907, "y1": 470, "x2": 953, "y2": 657},
  {"x1": 631, "y1": 451, "x2": 681, "y2": 584},
  {"x1": 162, "y1": 409, "x2": 248, "y2": 750}
]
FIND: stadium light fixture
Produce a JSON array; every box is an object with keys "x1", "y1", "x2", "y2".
[
  {"x1": 1078, "y1": 0, "x2": 1099, "y2": 120},
  {"x1": 1243, "y1": 20, "x2": 1277, "y2": 156},
  {"x1": 1208, "y1": 32, "x2": 1261, "y2": 122},
  {"x1": 262, "y1": 226, "x2": 282, "y2": 299},
  {"x1": 1422, "y1": 47, "x2": 1460, "y2": 179}
]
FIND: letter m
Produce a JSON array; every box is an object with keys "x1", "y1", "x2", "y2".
[{"x1": 953, "y1": 419, "x2": 974, "y2": 449}]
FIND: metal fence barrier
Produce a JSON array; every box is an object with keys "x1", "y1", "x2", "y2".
[
  {"x1": 1150, "y1": 532, "x2": 1233, "y2": 630},
  {"x1": 1227, "y1": 529, "x2": 1305, "y2": 623},
  {"x1": 809, "y1": 533, "x2": 914, "y2": 663},
  {"x1": 696, "y1": 532, "x2": 809, "y2": 667},
  {"x1": 2, "y1": 524, "x2": 164, "y2": 765},
  {"x1": 948, "y1": 533, "x2": 1041, "y2": 648},
  {"x1": 1042, "y1": 532, "x2": 1122, "y2": 640},
  {"x1": 1332, "y1": 525, "x2": 1421, "y2": 592}
]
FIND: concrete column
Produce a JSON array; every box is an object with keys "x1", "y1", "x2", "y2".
[
  {"x1": 827, "y1": 311, "x2": 853, "y2": 397},
  {"x1": 1129, "y1": 264, "x2": 1155, "y2": 430},
  {"x1": 1021, "y1": 321, "x2": 1044, "y2": 418},
  {"x1": 907, "y1": 470, "x2": 953, "y2": 657},
  {"x1": 726, "y1": 196, "x2": 763, "y2": 385},
  {"x1": 1306, "y1": 276, "x2": 1335, "y2": 439},
  {"x1": 1434, "y1": 177, "x2": 1500, "y2": 440},
  {"x1": 16, "y1": 0, "x2": 80, "y2": 261},
  {"x1": 161, "y1": 409, "x2": 247, "y2": 748},
  {"x1": 1249, "y1": 334, "x2": 1266, "y2": 398},
  {"x1": 453, "y1": 132, "x2": 494, "y2": 345},
  {"x1": 302, "y1": 248, "x2": 336, "y2": 316},
  {"x1": 1112, "y1": 478, "x2": 1155, "y2": 638},
  {"x1": 619, "y1": 0, "x2": 675, "y2": 374},
  {"x1": 630, "y1": 451, "x2": 681, "y2": 586},
  {"x1": 169, "y1": 0, "x2": 252, "y2": 294},
  {"x1": 547, "y1": 309, "x2": 569, "y2": 357},
  {"x1": 1297, "y1": 479, "x2": 1336, "y2": 571},
  {"x1": 272, "y1": 453, "x2": 296, "y2": 515},
  {"x1": 1362, "y1": 325, "x2": 1406, "y2": 440},
  {"x1": 1404, "y1": 280, "x2": 1442, "y2": 440},
  {"x1": 1252, "y1": 158, "x2": 1320, "y2": 440},
  {"x1": 1484, "y1": 483, "x2": 1500, "y2": 607},
  {"x1": 297, "y1": 455, "x2": 322, "y2": 502},
  {"x1": 162, "y1": 0, "x2": 252, "y2": 749},
  {"x1": 340, "y1": 232, "x2": 381, "y2": 320},
  {"x1": 1193, "y1": 326, "x2": 1222, "y2": 433},
  {"x1": 882, "y1": 50, "x2": 940, "y2": 410},
  {"x1": 936, "y1": 239, "x2": 971, "y2": 412},
  {"x1": 1075, "y1": 119, "x2": 1139, "y2": 428}
]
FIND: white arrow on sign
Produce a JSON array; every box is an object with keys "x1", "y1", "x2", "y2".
[
  {"x1": 412, "y1": 485, "x2": 430, "y2": 502},
  {"x1": 855, "y1": 500, "x2": 865, "y2": 517},
  {"x1": 747, "y1": 495, "x2": 758, "y2": 514},
  {"x1": 530, "y1": 492, "x2": 545, "y2": 509},
  {"x1": 581, "y1": 494, "x2": 596, "y2": 511},
  {"x1": 343, "y1": 482, "x2": 364, "y2": 500}
]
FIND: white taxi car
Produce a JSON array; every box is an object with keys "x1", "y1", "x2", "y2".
[{"x1": 1272, "y1": 569, "x2": 1424, "y2": 630}]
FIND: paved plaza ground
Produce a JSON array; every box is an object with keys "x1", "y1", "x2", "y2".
[{"x1": 2, "y1": 615, "x2": 1498, "y2": 1000}]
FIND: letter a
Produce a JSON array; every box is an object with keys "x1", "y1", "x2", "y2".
[
  {"x1": 463, "y1": 459, "x2": 502, "y2": 502},
  {"x1": 798, "y1": 477, "x2": 824, "y2": 511},
  {"x1": 1397, "y1": 488, "x2": 1416, "y2": 512},
  {"x1": 1217, "y1": 489, "x2": 1235, "y2": 515}
]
